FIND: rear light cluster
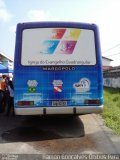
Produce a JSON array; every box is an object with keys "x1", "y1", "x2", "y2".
[
  {"x1": 17, "y1": 101, "x2": 34, "y2": 106},
  {"x1": 84, "y1": 99, "x2": 100, "y2": 105}
]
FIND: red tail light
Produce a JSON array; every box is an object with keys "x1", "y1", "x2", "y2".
[
  {"x1": 17, "y1": 101, "x2": 34, "y2": 106},
  {"x1": 84, "y1": 99, "x2": 100, "y2": 105}
]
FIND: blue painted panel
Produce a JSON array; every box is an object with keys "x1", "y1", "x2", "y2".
[{"x1": 14, "y1": 22, "x2": 103, "y2": 107}]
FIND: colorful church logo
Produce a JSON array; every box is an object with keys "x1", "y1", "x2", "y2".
[
  {"x1": 58, "y1": 40, "x2": 77, "y2": 54},
  {"x1": 40, "y1": 40, "x2": 59, "y2": 54},
  {"x1": 51, "y1": 29, "x2": 66, "y2": 39},
  {"x1": 65, "y1": 29, "x2": 81, "y2": 40}
]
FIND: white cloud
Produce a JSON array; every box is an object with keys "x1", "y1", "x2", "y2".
[
  {"x1": 9, "y1": 25, "x2": 16, "y2": 33},
  {"x1": 27, "y1": 10, "x2": 51, "y2": 21},
  {"x1": 0, "y1": 0, "x2": 12, "y2": 22},
  {"x1": 0, "y1": 0, "x2": 5, "y2": 7}
]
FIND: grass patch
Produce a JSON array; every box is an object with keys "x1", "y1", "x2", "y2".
[{"x1": 101, "y1": 87, "x2": 120, "y2": 135}]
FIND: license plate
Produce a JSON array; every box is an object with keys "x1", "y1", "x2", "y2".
[{"x1": 52, "y1": 101, "x2": 67, "y2": 106}]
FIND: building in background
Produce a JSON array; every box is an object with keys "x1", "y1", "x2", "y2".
[
  {"x1": 102, "y1": 57, "x2": 120, "y2": 88},
  {"x1": 0, "y1": 52, "x2": 13, "y2": 69},
  {"x1": 103, "y1": 66, "x2": 120, "y2": 88},
  {"x1": 102, "y1": 56, "x2": 113, "y2": 71},
  {"x1": 0, "y1": 52, "x2": 13, "y2": 79}
]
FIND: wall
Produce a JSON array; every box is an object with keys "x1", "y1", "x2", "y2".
[
  {"x1": 103, "y1": 67, "x2": 120, "y2": 88},
  {"x1": 104, "y1": 77, "x2": 120, "y2": 88}
]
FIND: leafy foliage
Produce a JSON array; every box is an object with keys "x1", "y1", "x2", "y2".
[{"x1": 102, "y1": 87, "x2": 120, "y2": 135}]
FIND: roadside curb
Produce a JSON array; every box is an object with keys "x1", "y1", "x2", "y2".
[{"x1": 93, "y1": 114, "x2": 120, "y2": 154}]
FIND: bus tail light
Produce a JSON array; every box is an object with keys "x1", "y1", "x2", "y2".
[
  {"x1": 84, "y1": 99, "x2": 100, "y2": 105},
  {"x1": 17, "y1": 101, "x2": 34, "y2": 106}
]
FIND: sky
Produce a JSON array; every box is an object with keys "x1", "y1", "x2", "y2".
[{"x1": 0, "y1": 0, "x2": 120, "y2": 66}]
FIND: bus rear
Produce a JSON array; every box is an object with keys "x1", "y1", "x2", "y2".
[{"x1": 14, "y1": 22, "x2": 103, "y2": 115}]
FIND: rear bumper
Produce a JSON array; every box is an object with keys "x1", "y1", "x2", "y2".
[{"x1": 15, "y1": 105, "x2": 103, "y2": 115}]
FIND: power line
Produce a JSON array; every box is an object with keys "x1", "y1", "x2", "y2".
[
  {"x1": 106, "y1": 52, "x2": 120, "y2": 57},
  {"x1": 103, "y1": 43, "x2": 120, "y2": 53}
]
